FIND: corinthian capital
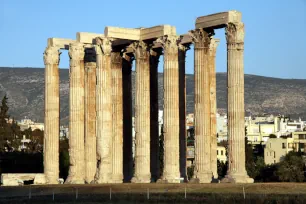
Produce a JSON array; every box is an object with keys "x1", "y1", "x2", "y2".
[
  {"x1": 43, "y1": 46, "x2": 61, "y2": 65},
  {"x1": 131, "y1": 41, "x2": 149, "y2": 60},
  {"x1": 95, "y1": 37, "x2": 112, "y2": 56},
  {"x1": 225, "y1": 22, "x2": 244, "y2": 44},
  {"x1": 68, "y1": 43, "x2": 84, "y2": 67},
  {"x1": 156, "y1": 35, "x2": 179, "y2": 54},
  {"x1": 189, "y1": 28, "x2": 213, "y2": 49}
]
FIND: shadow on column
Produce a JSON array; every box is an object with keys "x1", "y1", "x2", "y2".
[{"x1": 122, "y1": 58, "x2": 133, "y2": 182}]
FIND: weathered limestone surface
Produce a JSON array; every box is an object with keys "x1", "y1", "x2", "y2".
[
  {"x1": 122, "y1": 54, "x2": 133, "y2": 182},
  {"x1": 158, "y1": 35, "x2": 180, "y2": 183},
  {"x1": 195, "y1": 11, "x2": 242, "y2": 29},
  {"x1": 43, "y1": 46, "x2": 60, "y2": 184},
  {"x1": 1, "y1": 174, "x2": 46, "y2": 186},
  {"x1": 131, "y1": 41, "x2": 151, "y2": 183},
  {"x1": 178, "y1": 43, "x2": 189, "y2": 181},
  {"x1": 105, "y1": 27, "x2": 140, "y2": 40},
  {"x1": 150, "y1": 49, "x2": 161, "y2": 181},
  {"x1": 222, "y1": 23, "x2": 253, "y2": 183},
  {"x1": 140, "y1": 25, "x2": 176, "y2": 40},
  {"x1": 95, "y1": 38, "x2": 113, "y2": 183},
  {"x1": 111, "y1": 52, "x2": 123, "y2": 183},
  {"x1": 84, "y1": 48, "x2": 97, "y2": 184},
  {"x1": 77, "y1": 32, "x2": 104, "y2": 44},
  {"x1": 209, "y1": 39, "x2": 219, "y2": 179},
  {"x1": 66, "y1": 43, "x2": 85, "y2": 184},
  {"x1": 47, "y1": 38, "x2": 76, "y2": 50},
  {"x1": 190, "y1": 29, "x2": 213, "y2": 183}
]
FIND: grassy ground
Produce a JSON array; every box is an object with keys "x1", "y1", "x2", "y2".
[{"x1": 1, "y1": 183, "x2": 306, "y2": 203}]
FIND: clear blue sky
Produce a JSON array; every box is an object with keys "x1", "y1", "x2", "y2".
[{"x1": 1, "y1": 0, "x2": 305, "y2": 79}]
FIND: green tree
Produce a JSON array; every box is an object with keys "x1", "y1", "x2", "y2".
[
  {"x1": 217, "y1": 160, "x2": 228, "y2": 179},
  {"x1": 276, "y1": 151, "x2": 305, "y2": 182}
]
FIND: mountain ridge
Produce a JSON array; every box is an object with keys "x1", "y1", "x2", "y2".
[{"x1": 0, "y1": 67, "x2": 305, "y2": 125}]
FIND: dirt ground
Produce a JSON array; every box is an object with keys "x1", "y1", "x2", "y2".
[{"x1": 1, "y1": 183, "x2": 306, "y2": 203}]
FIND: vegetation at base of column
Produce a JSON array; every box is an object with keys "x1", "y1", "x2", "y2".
[{"x1": 0, "y1": 94, "x2": 70, "y2": 178}]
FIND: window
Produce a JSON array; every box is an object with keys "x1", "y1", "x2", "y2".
[
  {"x1": 274, "y1": 160, "x2": 276, "y2": 163},
  {"x1": 270, "y1": 143, "x2": 271, "y2": 148},
  {"x1": 221, "y1": 150, "x2": 224, "y2": 156},
  {"x1": 282, "y1": 143, "x2": 286, "y2": 149},
  {"x1": 217, "y1": 150, "x2": 219, "y2": 155},
  {"x1": 274, "y1": 152, "x2": 275, "y2": 158}
]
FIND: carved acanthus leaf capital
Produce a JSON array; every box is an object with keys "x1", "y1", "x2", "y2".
[
  {"x1": 156, "y1": 35, "x2": 179, "y2": 54},
  {"x1": 131, "y1": 41, "x2": 149, "y2": 59},
  {"x1": 225, "y1": 22, "x2": 244, "y2": 44},
  {"x1": 43, "y1": 46, "x2": 61, "y2": 65},
  {"x1": 68, "y1": 43, "x2": 84, "y2": 67},
  {"x1": 188, "y1": 28, "x2": 213, "y2": 48},
  {"x1": 95, "y1": 37, "x2": 112, "y2": 56},
  {"x1": 178, "y1": 43, "x2": 191, "y2": 52}
]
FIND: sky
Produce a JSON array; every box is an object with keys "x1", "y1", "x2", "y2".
[{"x1": 1, "y1": 0, "x2": 306, "y2": 79}]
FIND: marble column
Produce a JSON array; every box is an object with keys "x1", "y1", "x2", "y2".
[
  {"x1": 66, "y1": 42, "x2": 85, "y2": 184},
  {"x1": 131, "y1": 41, "x2": 151, "y2": 183},
  {"x1": 95, "y1": 37, "x2": 113, "y2": 183},
  {"x1": 43, "y1": 46, "x2": 60, "y2": 184},
  {"x1": 111, "y1": 52, "x2": 123, "y2": 183},
  {"x1": 122, "y1": 53, "x2": 133, "y2": 182},
  {"x1": 223, "y1": 22, "x2": 253, "y2": 183},
  {"x1": 149, "y1": 48, "x2": 161, "y2": 182},
  {"x1": 84, "y1": 48, "x2": 97, "y2": 184},
  {"x1": 190, "y1": 29, "x2": 213, "y2": 183},
  {"x1": 158, "y1": 35, "x2": 180, "y2": 183},
  {"x1": 209, "y1": 39, "x2": 219, "y2": 180},
  {"x1": 178, "y1": 43, "x2": 189, "y2": 181}
]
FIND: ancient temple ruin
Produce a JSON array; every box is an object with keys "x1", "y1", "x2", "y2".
[{"x1": 42, "y1": 10, "x2": 253, "y2": 184}]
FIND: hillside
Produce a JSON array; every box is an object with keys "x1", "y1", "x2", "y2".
[{"x1": 0, "y1": 67, "x2": 306, "y2": 125}]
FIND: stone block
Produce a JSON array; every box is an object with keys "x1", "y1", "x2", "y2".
[
  {"x1": 1, "y1": 173, "x2": 46, "y2": 186},
  {"x1": 195, "y1": 10, "x2": 242, "y2": 29},
  {"x1": 140, "y1": 25, "x2": 176, "y2": 40},
  {"x1": 104, "y1": 26, "x2": 140, "y2": 40},
  {"x1": 48, "y1": 38, "x2": 76, "y2": 50},
  {"x1": 76, "y1": 32, "x2": 104, "y2": 44}
]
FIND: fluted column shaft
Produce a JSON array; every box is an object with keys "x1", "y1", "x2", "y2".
[
  {"x1": 131, "y1": 41, "x2": 151, "y2": 183},
  {"x1": 95, "y1": 38, "x2": 113, "y2": 183},
  {"x1": 191, "y1": 29, "x2": 212, "y2": 183},
  {"x1": 178, "y1": 44, "x2": 189, "y2": 181},
  {"x1": 66, "y1": 43, "x2": 85, "y2": 184},
  {"x1": 150, "y1": 49, "x2": 161, "y2": 182},
  {"x1": 209, "y1": 39, "x2": 219, "y2": 179},
  {"x1": 122, "y1": 55, "x2": 133, "y2": 182},
  {"x1": 43, "y1": 46, "x2": 60, "y2": 184},
  {"x1": 224, "y1": 23, "x2": 253, "y2": 183},
  {"x1": 159, "y1": 35, "x2": 180, "y2": 183},
  {"x1": 84, "y1": 49, "x2": 96, "y2": 184},
  {"x1": 111, "y1": 52, "x2": 123, "y2": 183}
]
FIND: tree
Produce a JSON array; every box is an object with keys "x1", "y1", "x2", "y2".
[
  {"x1": 276, "y1": 151, "x2": 305, "y2": 182},
  {"x1": 217, "y1": 160, "x2": 228, "y2": 179},
  {"x1": 269, "y1": 134, "x2": 277, "y2": 138}
]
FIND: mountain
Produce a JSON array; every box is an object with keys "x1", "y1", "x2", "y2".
[{"x1": 0, "y1": 67, "x2": 306, "y2": 125}]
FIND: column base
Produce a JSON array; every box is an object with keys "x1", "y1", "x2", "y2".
[
  {"x1": 221, "y1": 174, "x2": 254, "y2": 183},
  {"x1": 65, "y1": 177, "x2": 85, "y2": 184},
  {"x1": 157, "y1": 174, "x2": 181, "y2": 183},
  {"x1": 190, "y1": 172, "x2": 213, "y2": 183},
  {"x1": 131, "y1": 175, "x2": 151, "y2": 183},
  {"x1": 111, "y1": 175, "x2": 123, "y2": 183}
]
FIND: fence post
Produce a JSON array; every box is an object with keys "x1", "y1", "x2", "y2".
[
  {"x1": 76, "y1": 188, "x2": 78, "y2": 200},
  {"x1": 110, "y1": 187, "x2": 112, "y2": 200},
  {"x1": 53, "y1": 189, "x2": 55, "y2": 201},
  {"x1": 243, "y1": 186, "x2": 245, "y2": 200},
  {"x1": 28, "y1": 186, "x2": 31, "y2": 199},
  {"x1": 147, "y1": 188, "x2": 149, "y2": 200},
  {"x1": 185, "y1": 187, "x2": 187, "y2": 199}
]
